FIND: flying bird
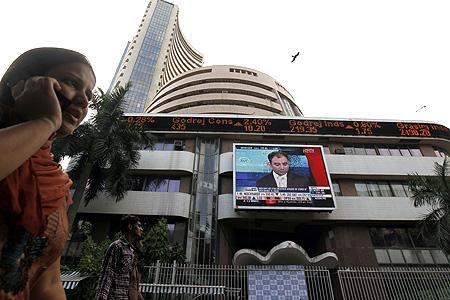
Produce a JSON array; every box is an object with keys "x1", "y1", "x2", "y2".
[
  {"x1": 416, "y1": 105, "x2": 427, "y2": 112},
  {"x1": 291, "y1": 51, "x2": 300, "y2": 62}
]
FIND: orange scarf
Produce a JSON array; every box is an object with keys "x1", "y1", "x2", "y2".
[{"x1": 0, "y1": 144, "x2": 72, "y2": 236}]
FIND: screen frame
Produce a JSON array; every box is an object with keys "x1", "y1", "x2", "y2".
[{"x1": 233, "y1": 143, "x2": 336, "y2": 211}]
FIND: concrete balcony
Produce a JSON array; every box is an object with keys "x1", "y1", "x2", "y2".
[
  {"x1": 217, "y1": 194, "x2": 429, "y2": 221},
  {"x1": 136, "y1": 150, "x2": 194, "y2": 172},
  {"x1": 219, "y1": 152, "x2": 444, "y2": 176},
  {"x1": 325, "y1": 154, "x2": 444, "y2": 177},
  {"x1": 79, "y1": 191, "x2": 191, "y2": 218}
]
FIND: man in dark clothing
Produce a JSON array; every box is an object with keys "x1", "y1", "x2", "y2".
[
  {"x1": 95, "y1": 215, "x2": 144, "y2": 300},
  {"x1": 256, "y1": 150, "x2": 316, "y2": 189}
]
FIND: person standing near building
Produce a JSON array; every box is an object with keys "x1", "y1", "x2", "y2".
[
  {"x1": 95, "y1": 215, "x2": 144, "y2": 300},
  {"x1": 0, "y1": 47, "x2": 95, "y2": 299}
]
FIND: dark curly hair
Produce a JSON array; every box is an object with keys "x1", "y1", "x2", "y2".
[
  {"x1": 0, "y1": 47, "x2": 95, "y2": 107},
  {"x1": 120, "y1": 215, "x2": 140, "y2": 234}
]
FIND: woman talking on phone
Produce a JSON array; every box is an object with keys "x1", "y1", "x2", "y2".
[{"x1": 0, "y1": 47, "x2": 96, "y2": 299}]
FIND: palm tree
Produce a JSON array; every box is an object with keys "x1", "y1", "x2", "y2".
[
  {"x1": 408, "y1": 157, "x2": 450, "y2": 253},
  {"x1": 52, "y1": 83, "x2": 153, "y2": 230}
]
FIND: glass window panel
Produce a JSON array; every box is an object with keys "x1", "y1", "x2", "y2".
[
  {"x1": 323, "y1": 146, "x2": 330, "y2": 154},
  {"x1": 367, "y1": 182, "x2": 382, "y2": 197},
  {"x1": 409, "y1": 148, "x2": 423, "y2": 157},
  {"x1": 128, "y1": 175, "x2": 146, "y2": 191},
  {"x1": 390, "y1": 183, "x2": 407, "y2": 197},
  {"x1": 144, "y1": 178, "x2": 169, "y2": 192},
  {"x1": 168, "y1": 179, "x2": 180, "y2": 192},
  {"x1": 417, "y1": 249, "x2": 434, "y2": 264},
  {"x1": 154, "y1": 179, "x2": 169, "y2": 192},
  {"x1": 388, "y1": 249, "x2": 405, "y2": 264},
  {"x1": 365, "y1": 147, "x2": 377, "y2": 155},
  {"x1": 403, "y1": 183, "x2": 413, "y2": 197},
  {"x1": 354, "y1": 147, "x2": 365, "y2": 155},
  {"x1": 400, "y1": 148, "x2": 412, "y2": 156},
  {"x1": 344, "y1": 146, "x2": 355, "y2": 155},
  {"x1": 377, "y1": 147, "x2": 390, "y2": 156},
  {"x1": 402, "y1": 249, "x2": 420, "y2": 264},
  {"x1": 395, "y1": 228, "x2": 413, "y2": 247},
  {"x1": 153, "y1": 142, "x2": 165, "y2": 150},
  {"x1": 434, "y1": 150, "x2": 443, "y2": 157},
  {"x1": 355, "y1": 182, "x2": 370, "y2": 196},
  {"x1": 369, "y1": 228, "x2": 385, "y2": 247},
  {"x1": 378, "y1": 182, "x2": 394, "y2": 197},
  {"x1": 430, "y1": 250, "x2": 449, "y2": 264},
  {"x1": 332, "y1": 182, "x2": 342, "y2": 196},
  {"x1": 374, "y1": 249, "x2": 391, "y2": 264},
  {"x1": 389, "y1": 148, "x2": 402, "y2": 156},
  {"x1": 383, "y1": 228, "x2": 404, "y2": 248},
  {"x1": 164, "y1": 142, "x2": 175, "y2": 150},
  {"x1": 409, "y1": 228, "x2": 428, "y2": 248}
]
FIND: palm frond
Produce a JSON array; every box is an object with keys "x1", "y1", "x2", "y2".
[
  {"x1": 105, "y1": 152, "x2": 130, "y2": 201},
  {"x1": 83, "y1": 164, "x2": 106, "y2": 205},
  {"x1": 51, "y1": 123, "x2": 94, "y2": 162},
  {"x1": 67, "y1": 153, "x2": 89, "y2": 182},
  {"x1": 409, "y1": 157, "x2": 450, "y2": 254}
]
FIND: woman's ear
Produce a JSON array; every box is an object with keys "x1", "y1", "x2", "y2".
[{"x1": 127, "y1": 224, "x2": 133, "y2": 232}]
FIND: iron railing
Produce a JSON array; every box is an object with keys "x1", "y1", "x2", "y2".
[
  {"x1": 62, "y1": 264, "x2": 450, "y2": 299},
  {"x1": 337, "y1": 267, "x2": 450, "y2": 300},
  {"x1": 142, "y1": 262, "x2": 334, "y2": 299}
]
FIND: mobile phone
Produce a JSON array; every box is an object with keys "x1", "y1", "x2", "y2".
[{"x1": 55, "y1": 90, "x2": 71, "y2": 111}]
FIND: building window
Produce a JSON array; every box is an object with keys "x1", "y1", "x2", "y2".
[
  {"x1": 354, "y1": 181, "x2": 410, "y2": 197},
  {"x1": 332, "y1": 181, "x2": 342, "y2": 196},
  {"x1": 127, "y1": 175, "x2": 180, "y2": 192},
  {"x1": 378, "y1": 181, "x2": 394, "y2": 197},
  {"x1": 390, "y1": 182, "x2": 408, "y2": 197},
  {"x1": 409, "y1": 148, "x2": 423, "y2": 157},
  {"x1": 342, "y1": 144, "x2": 423, "y2": 157},
  {"x1": 369, "y1": 227, "x2": 449, "y2": 266},
  {"x1": 142, "y1": 139, "x2": 184, "y2": 151},
  {"x1": 144, "y1": 178, "x2": 180, "y2": 192},
  {"x1": 434, "y1": 147, "x2": 448, "y2": 157},
  {"x1": 355, "y1": 182, "x2": 370, "y2": 196}
]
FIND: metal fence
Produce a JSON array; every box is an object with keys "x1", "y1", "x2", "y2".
[
  {"x1": 62, "y1": 264, "x2": 450, "y2": 299},
  {"x1": 141, "y1": 262, "x2": 334, "y2": 299},
  {"x1": 337, "y1": 267, "x2": 450, "y2": 300}
]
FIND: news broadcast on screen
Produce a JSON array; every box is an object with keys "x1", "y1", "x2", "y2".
[{"x1": 233, "y1": 143, "x2": 336, "y2": 210}]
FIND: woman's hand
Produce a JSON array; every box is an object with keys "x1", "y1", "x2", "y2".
[{"x1": 11, "y1": 76, "x2": 63, "y2": 132}]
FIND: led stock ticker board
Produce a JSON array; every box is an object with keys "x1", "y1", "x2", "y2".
[
  {"x1": 126, "y1": 115, "x2": 450, "y2": 140},
  {"x1": 233, "y1": 144, "x2": 335, "y2": 211}
]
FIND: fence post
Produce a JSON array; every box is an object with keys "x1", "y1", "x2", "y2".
[
  {"x1": 154, "y1": 260, "x2": 161, "y2": 284},
  {"x1": 171, "y1": 260, "x2": 177, "y2": 285}
]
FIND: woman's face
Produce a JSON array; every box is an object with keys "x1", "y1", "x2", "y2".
[{"x1": 45, "y1": 62, "x2": 95, "y2": 137}]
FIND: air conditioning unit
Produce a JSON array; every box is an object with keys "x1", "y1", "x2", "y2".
[{"x1": 174, "y1": 140, "x2": 184, "y2": 150}]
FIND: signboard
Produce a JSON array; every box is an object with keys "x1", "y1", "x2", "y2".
[
  {"x1": 233, "y1": 143, "x2": 335, "y2": 211},
  {"x1": 126, "y1": 114, "x2": 450, "y2": 140},
  {"x1": 247, "y1": 266, "x2": 308, "y2": 300}
]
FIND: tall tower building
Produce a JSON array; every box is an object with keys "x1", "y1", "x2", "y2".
[{"x1": 109, "y1": 0, "x2": 203, "y2": 113}]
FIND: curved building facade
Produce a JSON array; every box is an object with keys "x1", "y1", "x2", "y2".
[
  {"x1": 146, "y1": 65, "x2": 303, "y2": 116},
  {"x1": 109, "y1": 0, "x2": 203, "y2": 113}
]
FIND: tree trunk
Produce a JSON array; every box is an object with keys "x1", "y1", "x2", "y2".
[{"x1": 67, "y1": 163, "x2": 92, "y2": 233}]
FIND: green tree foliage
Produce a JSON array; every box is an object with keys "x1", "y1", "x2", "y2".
[
  {"x1": 409, "y1": 157, "x2": 450, "y2": 253},
  {"x1": 51, "y1": 83, "x2": 154, "y2": 230},
  {"x1": 65, "y1": 222, "x2": 112, "y2": 300},
  {"x1": 140, "y1": 218, "x2": 186, "y2": 267}
]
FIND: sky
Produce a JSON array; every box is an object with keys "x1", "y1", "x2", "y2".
[{"x1": 1, "y1": 0, "x2": 449, "y2": 127}]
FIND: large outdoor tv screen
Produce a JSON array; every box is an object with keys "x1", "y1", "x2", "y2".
[{"x1": 233, "y1": 143, "x2": 335, "y2": 210}]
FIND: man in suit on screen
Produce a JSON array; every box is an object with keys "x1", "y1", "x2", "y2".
[{"x1": 256, "y1": 150, "x2": 316, "y2": 189}]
